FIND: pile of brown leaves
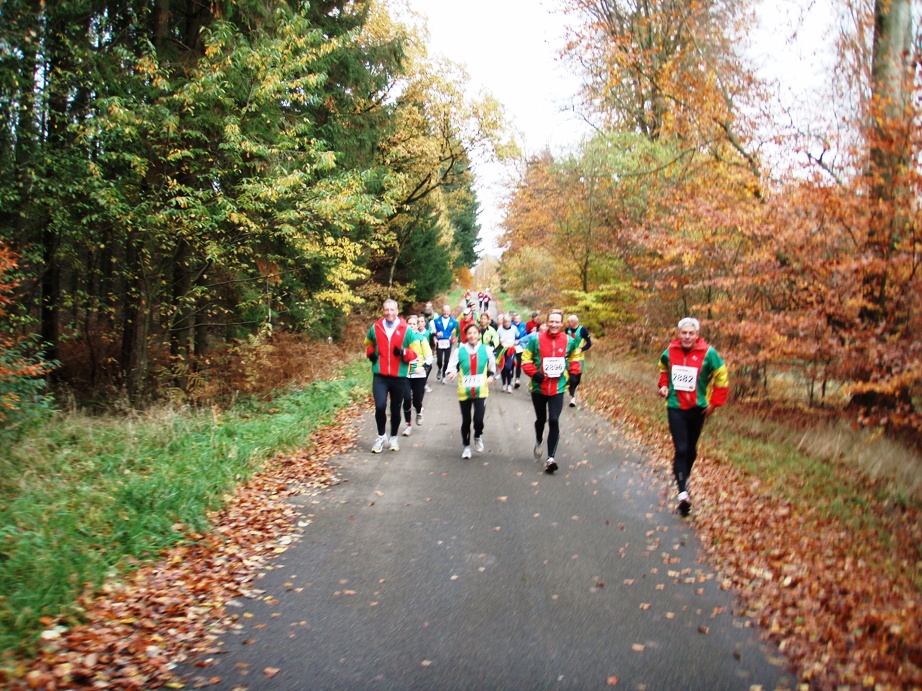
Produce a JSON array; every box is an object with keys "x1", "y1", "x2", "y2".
[
  {"x1": 583, "y1": 375, "x2": 922, "y2": 689},
  {"x1": 12, "y1": 405, "x2": 363, "y2": 690}
]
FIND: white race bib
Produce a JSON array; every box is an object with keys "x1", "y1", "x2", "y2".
[
  {"x1": 514, "y1": 345, "x2": 523, "y2": 353},
  {"x1": 462, "y1": 374, "x2": 484, "y2": 388},
  {"x1": 543, "y1": 357, "x2": 566, "y2": 378},
  {"x1": 501, "y1": 338, "x2": 514, "y2": 348},
  {"x1": 671, "y1": 365, "x2": 698, "y2": 392},
  {"x1": 437, "y1": 338, "x2": 451, "y2": 349}
]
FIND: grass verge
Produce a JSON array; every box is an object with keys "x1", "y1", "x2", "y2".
[{"x1": 0, "y1": 357, "x2": 368, "y2": 658}]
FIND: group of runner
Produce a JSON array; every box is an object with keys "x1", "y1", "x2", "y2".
[{"x1": 364, "y1": 296, "x2": 728, "y2": 514}]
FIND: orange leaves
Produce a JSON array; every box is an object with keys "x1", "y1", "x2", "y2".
[{"x1": 17, "y1": 405, "x2": 362, "y2": 689}]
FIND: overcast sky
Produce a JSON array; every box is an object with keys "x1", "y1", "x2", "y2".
[{"x1": 403, "y1": 0, "x2": 836, "y2": 256}]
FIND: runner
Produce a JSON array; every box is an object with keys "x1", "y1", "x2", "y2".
[
  {"x1": 658, "y1": 317, "x2": 729, "y2": 516},
  {"x1": 459, "y1": 304, "x2": 478, "y2": 337},
  {"x1": 483, "y1": 288, "x2": 492, "y2": 315},
  {"x1": 522, "y1": 309, "x2": 581, "y2": 473},
  {"x1": 479, "y1": 312, "x2": 500, "y2": 350},
  {"x1": 432, "y1": 304, "x2": 459, "y2": 384},
  {"x1": 417, "y1": 314, "x2": 435, "y2": 393},
  {"x1": 477, "y1": 289, "x2": 486, "y2": 312},
  {"x1": 495, "y1": 313, "x2": 519, "y2": 393},
  {"x1": 511, "y1": 312, "x2": 528, "y2": 388},
  {"x1": 565, "y1": 314, "x2": 592, "y2": 408},
  {"x1": 402, "y1": 315, "x2": 433, "y2": 436},
  {"x1": 445, "y1": 322, "x2": 497, "y2": 459},
  {"x1": 364, "y1": 299, "x2": 418, "y2": 453},
  {"x1": 525, "y1": 311, "x2": 540, "y2": 335}
]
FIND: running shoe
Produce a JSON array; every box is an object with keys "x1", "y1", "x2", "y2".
[
  {"x1": 677, "y1": 491, "x2": 691, "y2": 516},
  {"x1": 544, "y1": 457, "x2": 558, "y2": 473},
  {"x1": 461, "y1": 446, "x2": 472, "y2": 459},
  {"x1": 416, "y1": 409, "x2": 424, "y2": 425},
  {"x1": 474, "y1": 436, "x2": 484, "y2": 453},
  {"x1": 569, "y1": 396, "x2": 577, "y2": 408},
  {"x1": 424, "y1": 385, "x2": 432, "y2": 393},
  {"x1": 371, "y1": 435, "x2": 386, "y2": 453},
  {"x1": 389, "y1": 436, "x2": 400, "y2": 451},
  {"x1": 533, "y1": 441, "x2": 543, "y2": 460},
  {"x1": 514, "y1": 379, "x2": 521, "y2": 389},
  {"x1": 506, "y1": 385, "x2": 514, "y2": 394},
  {"x1": 402, "y1": 425, "x2": 412, "y2": 437}
]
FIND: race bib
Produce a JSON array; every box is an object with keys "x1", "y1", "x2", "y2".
[
  {"x1": 543, "y1": 357, "x2": 566, "y2": 378},
  {"x1": 501, "y1": 338, "x2": 514, "y2": 348},
  {"x1": 437, "y1": 338, "x2": 451, "y2": 349},
  {"x1": 462, "y1": 374, "x2": 484, "y2": 388},
  {"x1": 671, "y1": 365, "x2": 698, "y2": 392},
  {"x1": 514, "y1": 345, "x2": 524, "y2": 353}
]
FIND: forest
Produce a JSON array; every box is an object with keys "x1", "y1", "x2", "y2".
[
  {"x1": 0, "y1": 0, "x2": 510, "y2": 411},
  {"x1": 500, "y1": 0, "x2": 922, "y2": 438}
]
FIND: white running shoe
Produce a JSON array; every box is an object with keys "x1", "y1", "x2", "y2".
[
  {"x1": 506, "y1": 385, "x2": 514, "y2": 394},
  {"x1": 533, "y1": 441, "x2": 543, "y2": 460},
  {"x1": 371, "y1": 435, "x2": 386, "y2": 453},
  {"x1": 544, "y1": 457, "x2": 558, "y2": 473},
  {"x1": 461, "y1": 446, "x2": 472, "y2": 459},
  {"x1": 424, "y1": 385, "x2": 432, "y2": 393},
  {"x1": 416, "y1": 409, "x2": 424, "y2": 425},
  {"x1": 402, "y1": 425, "x2": 412, "y2": 437},
  {"x1": 569, "y1": 396, "x2": 577, "y2": 408},
  {"x1": 677, "y1": 491, "x2": 691, "y2": 516},
  {"x1": 389, "y1": 436, "x2": 400, "y2": 451},
  {"x1": 474, "y1": 436, "x2": 484, "y2": 453}
]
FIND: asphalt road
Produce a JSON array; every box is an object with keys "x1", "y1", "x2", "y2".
[{"x1": 184, "y1": 361, "x2": 795, "y2": 690}]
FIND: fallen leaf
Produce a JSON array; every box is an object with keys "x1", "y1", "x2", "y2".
[{"x1": 264, "y1": 667, "x2": 280, "y2": 678}]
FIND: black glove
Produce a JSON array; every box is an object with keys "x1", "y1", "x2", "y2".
[
  {"x1": 532, "y1": 372, "x2": 544, "y2": 384},
  {"x1": 424, "y1": 363, "x2": 432, "y2": 374},
  {"x1": 393, "y1": 346, "x2": 403, "y2": 358},
  {"x1": 367, "y1": 352, "x2": 378, "y2": 364}
]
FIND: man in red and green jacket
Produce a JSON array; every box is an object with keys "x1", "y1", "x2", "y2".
[
  {"x1": 364, "y1": 299, "x2": 418, "y2": 453},
  {"x1": 522, "y1": 309, "x2": 581, "y2": 474},
  {"x1": 658, "y1": 317, "x2": 729, "y2": 516}
]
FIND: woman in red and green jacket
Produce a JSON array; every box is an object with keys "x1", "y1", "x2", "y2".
[
  {"x1": 657, "y1": 317, "x2": 729, "y2": 516},
  {"x1": 521, "y1": 309, "x2": 581, "y2": 474},
  {"x1": 446, "y1": 322, "x2": 497, "y2": 459}
]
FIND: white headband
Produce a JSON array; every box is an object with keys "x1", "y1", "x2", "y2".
[{"x1": 678, "y1": 317, "x2": 700, "y2": 331}]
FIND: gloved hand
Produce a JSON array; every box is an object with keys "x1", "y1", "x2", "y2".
[
  {"x1": 393, "y1": 346, "x2": 404, "y2": 358},
  {"x1": 424, "y1": 363, "x2": 432, "y2": 374},
  {"x1": 532, "y1": 372, "x2": 544, "y2": 384},
  {"x1": 367, "y1": 352, "x2": 378, "y2": 364}
]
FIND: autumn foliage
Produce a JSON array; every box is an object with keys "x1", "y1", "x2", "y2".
[{"x1": 499, "y1": 0, "x2": 922, "y2": 436}]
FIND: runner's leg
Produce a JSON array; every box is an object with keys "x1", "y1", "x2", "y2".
[
  {"x1": 459, "y1": 398, "x2": 473, "y2": 446},
  {"x1": 473, "y1": 398, "x2": 486, "y2": 439},
  {"x1": 667, "y1": 407, "x2": 693, "y2": 492},
  {"x1": 546, "y1": 393, "x2": 565, "y2": 457},
  {"x1": 532, "y1": 392, "x2": 548, "y2": 443},
  {"x1": 372, "y1": 373, "x2": 389, "y2": 436},
  {"x1": 388, "y1": 376, "x2": 404, "y2": 437}
]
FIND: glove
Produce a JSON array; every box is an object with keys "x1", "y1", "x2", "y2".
[
  {"x1": 532, "y1": 372, "x2": 544, "y2": 384},
  {"x1": 393, "y1": 346, "x2": 403, "y2": 358},
  {"x1": 424, "y1": 363, "x2": 432, "y2": 374},
  {"x1": 367, "y1": 352, "x2": 378, "y2": 364}
]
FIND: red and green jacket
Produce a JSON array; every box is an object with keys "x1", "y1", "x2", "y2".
[
  {"x1": 522, "y1": 331, "x2": 581, "y2": 396},
  {"x1": 448, "y1": 343, "x2": 496, "y2": 401},
  {"x1": 658, "y1": 338, "x2": 729, "y2": 410},
  {"x1": 364, "y1": 318, "x2": 418, "y2": 377}
]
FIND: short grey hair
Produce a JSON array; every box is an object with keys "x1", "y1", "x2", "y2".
[
  {"x1": 383, "y1": 298, "x2": 398, "y2": 309},
  {"x1": 678, "y1": 317, "x2": 700, "y2": 331}
]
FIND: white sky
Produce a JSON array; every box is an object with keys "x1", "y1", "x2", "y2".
[{"x1": 403, "y1": 0, "x2": 836, "y2": 257}]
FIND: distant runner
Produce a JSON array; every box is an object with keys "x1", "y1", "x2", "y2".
[
  {"x1": 565, "y1": 314, "x2": 592, "y2": 408},
  {"x1": 433, "y1": 304, "x2": 459, "y2": 384},
  {"x1": 658, "y1": 317, "x2": 729, "y2": 516},
  {"x1": 402, "y1": 315, "x2": 433, "y2": 436}
]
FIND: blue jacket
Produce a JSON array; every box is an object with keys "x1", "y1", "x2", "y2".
[{"x1": 433, "y1": 315, "x2": 459, "y2": 346}]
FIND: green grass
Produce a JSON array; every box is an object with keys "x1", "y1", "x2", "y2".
[
  {"x1": 492, "y1": 291, "x2": 530, "y2": 317},
  {"x1": 0, "y1": 358, "x2": 367, "y2": 657}
]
